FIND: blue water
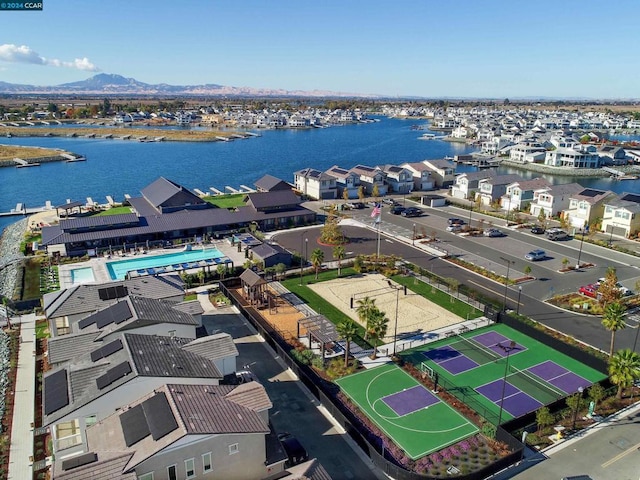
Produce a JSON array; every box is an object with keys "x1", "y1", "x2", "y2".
[
  {"x1": 106, "y1": 247, "x2": 225, "y2": 280},
  {"x1": 70, "y1": 266, "x2": 96, "y2": 285},
  {"x1": 1, "y1": 117, "x2": 638, "y2": 235}
]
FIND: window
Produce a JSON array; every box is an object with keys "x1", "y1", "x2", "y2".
[
  {"x1": 138, "y1": 473, "x2": 154, "y2": 480},
  {"x1": 167, "y1": 465, "x2": 176, "y2": 480},
  {"x1": 185, "y1": 458, "x2": 195, "y2": 478},
  {"x1": 84, "y1": 415, "x2": 97, "y2": 428},
  {"x1": 228, "y1": 443, "x2": 239, "y2": 455},
  {"x1": 202, "y1": 452, "x2": 212, "y2": 472}
]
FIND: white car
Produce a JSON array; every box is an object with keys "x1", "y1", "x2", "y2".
[
  {"x1": 596, "y1": 278, "x2": 632, "y2": 296},
  {"x1": 446, "y1": 224, "x2": 463, "y2": 232}
]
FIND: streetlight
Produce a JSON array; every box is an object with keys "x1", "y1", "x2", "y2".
[
  {"x1": 497, "y1": 340, "x2": 517, "y2": 426},
  {"x1": 632, "y1": 324, "x2": 640, "y2": 353},
  {"x1": 500, "y1": 256, "x2": 514, "y2": 311},
  {"x1": 299, "y1": 234, "x2": 305, "y2": 285},
  {"x1": 516, "y1": 286, "x2": 522, "y2": 315},
  {"x1": 412, "y1": 223, "x2": 416, "y2": 246},
  {"x1": 576, "y1": 223, "x2": 587, "y2": 270},
  {"x1": 387, "y1": 280, "x2": 402, "y2": 356},
  {"x1": 571, "y1": 386, "x2": 584, "y2": 431}
]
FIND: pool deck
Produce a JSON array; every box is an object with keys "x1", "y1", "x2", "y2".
[{"x1": 58, "y1": 239, "x2": 247, "y2": 288}]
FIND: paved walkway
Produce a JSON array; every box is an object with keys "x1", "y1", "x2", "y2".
[{"x1": 7, "y1": 313, "x2": 39, "y2": 480}]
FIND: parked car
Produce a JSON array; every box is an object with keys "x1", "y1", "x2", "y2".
[
  {"x1": 546, "y1": 228, "x2": 569, "y2": 241},
  {"x1": 578, "y1": 284, "x2": 600, "y2": 298},
  {"x1": 235, "y1": 370, "x2": 256, "y2": 384},
  {"x1": 391, "y1": 205, "x2": 406, "y2": 215},
  {"x1": 382, "y1": 198, "x2": 398, "y2": 205},
  {"x1": 596, "y1": 278, "x2": 632, "y2": 296},
  {"x1": 484, "y1": 228, "x2": 505, "y2": 237},
  {"x1": 367, "y1": 201, "x2": 378, "y2": 207},
  {"x1": 278, "y1": 433, "x2": 309, "y2": 468},
  {"x1": 448, "y1": 218, "x2": 464, "y2": 225},
  {"x1": 525, "y1": 249, "x2": 546, "y2": 261},
  {"x1": 346, "y1": 202, "x2": 365, "y2": 209},
  {"x1": 447, "y1": 224, "x2": 463, "y2": 232},
  {"x1": 401, "y1": 207, "x2": 423, "y2": 217},
  {"x1": 531, "y1": 226, "x2": 545, "y2": 234}
]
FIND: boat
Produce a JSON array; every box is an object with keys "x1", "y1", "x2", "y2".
[{"x1": 418, "y1": 133, "x2": 445, "y2": 140}]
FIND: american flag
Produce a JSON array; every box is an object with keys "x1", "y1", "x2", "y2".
[{"x1": 371, "y1": 203, "x2": 381, "y2": 219}]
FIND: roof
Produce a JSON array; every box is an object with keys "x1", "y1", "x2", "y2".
[
  {"x1": 54, "y1": 200, "x2": 84, "y2": 210},
  {"x1": 325, "y1": 165, "x2": 356, "y2": 179},
  {"x1": 140, "y1": 177, "x2": 205, "y2": 210},
  {"x1": 605, "y1": 192, "x2": 640, "y2": 212},
  {"x1": 423, "y1": 159, "x2": 454, "y2": 170},
  {"x1": 239, "y1": 269, "x2": 267, "y2": 287},
  {"x1": 479, "y1": 174, "x2": 523, "y2": 187},
  {"x1": 544, "y1": 182, "x2": 584, "y2": 196},
  {"x1": 455, "y1": 170, "x2": 494, "y2": 182},
  {"x1": 350, "y1": 164, "x2": 379, "y2": 176},
  {"x1": 571, "y1": 188, "x2": 615, "y2": 204},
  {"x1": 250, "y1": 242, "x2": 290, "y2": 260},
  {"x1": 181, "y1": 333, "x2": 239, "y2": 362},
  {"x1": 58, "y1": 213, "x2": 139, "y2": 232},
  {"x1": 84, "y1": 383, "x2": 271, "y2": 473},
  {"x1": 509, "y1": 177, "x2": 551, "y2": 191},
  {"x1": 400, "y1": 161, "x2": 431, "y2": 172},
  {"x1": 43, "y1": 275, "x2": 184, "y2": 319},
  {"x1": 254, "y1": 174, "x2": 292, "y2": 191},
  {"x1": 295, "y1": 167, "x2": 334, "y2": 181},
  {"x1": 245, "y1": 190, "x2": 301, "y2": 210},
  {"x1": 53, "y1": 451, "x2": 136, "y2": 480},
  {"x1": 47, "y1": 331, "x2": 101, "y2": 365}
]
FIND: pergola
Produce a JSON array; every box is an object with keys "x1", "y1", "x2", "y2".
[
  {"x1": 297, "y1": 314, "x2": 340, "y2": 359},
  {"x1": 55, "y1": 200, "x2": 85, "y2": 217}
]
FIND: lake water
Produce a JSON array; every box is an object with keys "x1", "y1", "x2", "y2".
[{"x1": 1, "y1": 117, "x2": 638, "y2": 234}]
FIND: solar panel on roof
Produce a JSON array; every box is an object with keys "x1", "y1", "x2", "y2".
[
  {"x1": 44, "y1": 369, "x2": 69, "y2": 415},
  {"x1": 120, "y1": 404, "x2": 150, "y2": 447},
  {"x1": 622, "y1": 193, "x2": 640, "y2": 203},
  {"x1": 78, "y1": 315, "x2": 96, "y2": 330},
  {"x1": 90, "y1": 339, "x2": 124, "y2": 362},
  {"x1": 61, "y1": 452, "x2": 98, "y2": 471},
  {"x1": 96, "y1": 361, "x2": 132, "y2": 390},
  {"x1": 98, "y1": 285, "x2": 128, "y2": 301},
  {"x1": 94, "y1": 301, "x2": 132, "y2": 329},
  {"x1": 142, "y1": 392, "x2": 178, "y2": 440},
  {"x1": 579, "y1": 189, "x2": 601, "y2": 198}
]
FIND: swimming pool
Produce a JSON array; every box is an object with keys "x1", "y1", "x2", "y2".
[
  {"x1": 106, "y1": 248, "x2": 227, "y2": 280},
  {"x1": 70, "y1": 266, "x2": 96, "y2": 285}
]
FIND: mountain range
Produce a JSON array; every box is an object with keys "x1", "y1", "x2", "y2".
[{"x1": 0, "y1": 73, "x2": 377, "y2": 98}]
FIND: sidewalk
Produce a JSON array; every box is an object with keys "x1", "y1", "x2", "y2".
[{"x1": 7, "y1": 313, "x2": 39, "y2": 480}]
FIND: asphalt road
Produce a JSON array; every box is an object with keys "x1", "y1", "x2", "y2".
[{"x1": 271, "y1": 203, "x2": 640, "y2": 354}]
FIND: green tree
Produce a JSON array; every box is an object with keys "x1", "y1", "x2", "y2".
[
  {"x1": 602, "y1": 302, "x2": 627, "y2": 358},
  {"x1": 197, "y1": 269, "x2": 205, "y2": 286},
  {"x1": 608, "y1": 349, "x2": 640, "y2": 399},
  {"x1": 367, "y1": 308, "x2": 389, "y2": 360},
  {"x1": 357, "y1": 186, "x2": 365, "y2": 200},
  {"x1": 598, "y1": 267, "x2": 622, "y2": 306},
  {"x1": 356, "y1": 296, "x2": 376, "y2": 339},
  {"x1": 216, "y1": 263, "x2": 227, "y2": 279},
  {"x1": 353, "y1": 255, "x2": 363, "y2": 274},
  {"x1": 342, "y1": 189, "x2": 350, "y2": 201},
  {"x1": 101, "y1": 98, "x2": 111, "y2": 116},
  {"x1": 587, "y1": 383, "x2": 605, "y2": 411},
  {"x1": 320, "y1": 206, "x2": 346, "y2": 245},
  {"x1": 310, "y1": 248, "x2": 324, "y2": 279},
  {"x1": 537, "y1": 209, "x2": 546, "y2": 225},
  {"x1": 274, "y1": 262, "x2": 287, "y2": 280},
  {"x1": 333, "y1": 245, "x2": 346, "y2": 277},
  {"x1": 535, "y1": 406, "x2": 555, "y2": 435},
  {"x1": 372, "y1": 184, "x2": 380, "y2": 198},
  {"x1": 523, "y1": 265, "x2": 532, "y2": 277},
  {"x1": 336, "y1": 319, "x2": 358, "y2": 368}
]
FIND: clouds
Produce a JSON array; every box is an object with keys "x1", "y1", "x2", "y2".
[{"x1": 0, "y1": 44, "x2": 99, "y2": 71}]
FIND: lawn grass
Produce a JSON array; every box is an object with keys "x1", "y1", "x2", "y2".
[
  {"x1": 202, "y1": 193, "x2": 246, "y2": 208},
  {"x1": 93, "y1": 206, "x2": 132, "y2": 216},
  {"x1": 391, "y1": 274, "x2": 483, "y2": 319},
  {"x1": 24, "y1": 257, "x2": 45, "y2": 300},
  {"x1": 35, "y1": 320, "x2": 50, "y2": 339}
]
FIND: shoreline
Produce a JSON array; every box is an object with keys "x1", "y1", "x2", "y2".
[
  {"x1": 0, "y1": 217, "x2": 28, "y2": 301},
  {"x1": 498, "y1": 158, "x2": 640, "y2": 177}
]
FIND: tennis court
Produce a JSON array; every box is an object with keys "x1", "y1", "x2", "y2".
[
  {"x1": 336, "y1": 363, "x2": 478, "y2": 459},
  {"x1": 403, "y1": 323, "x2": 606, "y2": 424}
]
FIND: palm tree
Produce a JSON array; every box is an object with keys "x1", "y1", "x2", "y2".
[
  {"x1": 367, "y1": 308, "x2": 389, "y2": 360},
  {"x1": 356, "y1": 296, "x2": 376, "y2": 339},
  {"x1": 602, "y1": 302, "x2": 627, "y2": 358},
  {"x1": 333, "y1": 245, "x2": 346, "y2": 277},
  {"x1": 336, "y1": 319, "x2": 358, "y2": 368},
  {"x1": 310, "y1": 248, "x2": 324, "y2": 279},
  {"x1": 608, "y1": 349, "x2": 640, "y2": 399}
]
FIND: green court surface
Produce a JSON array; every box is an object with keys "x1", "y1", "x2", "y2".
[
  {"x1": 401, "y1": 323, "x2": 607, "y2": 424},
  {"x1": 336, "y1": 363, "x2": 478, "y2": 460}
]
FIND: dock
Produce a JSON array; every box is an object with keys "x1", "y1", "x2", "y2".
[
  {"x1": 14, "y1": 158, "x2": 40, "y2": 168},
  {"x1": 209, "y1": 187, "x2": 223, "y2": 195},
  {"x1": 216, "y1": 136, "x2": 230, "y2": 142},
  {"x1": 106, "y1": 196, "x2": 115, "y2": 206},
  {"x1": 62, "y1": 153, "x2": 86, "y2": 162},
  {"x1": 124, "y1": 194, "x2": 131, "y2": 200},
  {"x1": 194, "y1": 188, "x2": 207, "y2": 197},
  {"x1": 239, "y1": 185, "x2": 256, "y2": 193},
  {"x1": 225, "y1": 186, "x2": 239, "y2": 193}
]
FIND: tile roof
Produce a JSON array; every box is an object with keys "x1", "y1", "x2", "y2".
[
  {"x1": 254, "y1": 174, "x2": 292, "y2": 191},
  {"x1": 250, "y1": 242, "x2": 289, "y2": 260},
  {"x1": 53, "y1": 452, "x2": 136, "y2": 480},
  {"x1": 571, "y1": 188, "x2": 615, "y2": 204},
  {"x1": 140, "y1": 177, "x2": 205, "y2": 209},
  {"x1": 423, "y1": 159, "x2": 454, "y2": 169},
  {"x1": 47, "y1": 331, "x2": 101, "y2": 365},
  {"x1": 239, "y1": 269, "x2": 267, "y2": 287},
  {"x1": 59, "y1": 213, "x2": 140, "y2": 231},
  {"x1": 479, "y1": 174, "x2": 523, "y2": 186},
  {"x1": 245, "y1": 190, "x2": 302, "y2": 210},
  {"x1": 181, "y1": 333, "x2": 239, "y2": 362}
]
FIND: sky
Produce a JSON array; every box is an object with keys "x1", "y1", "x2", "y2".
[{"x1": 1, "y1": 0, "x2": 639, "y2": 99}]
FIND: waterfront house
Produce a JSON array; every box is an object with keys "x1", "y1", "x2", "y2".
[
  {"x1": 602, "y1": 192, "x2": 640, "y2": 239},
  {"x1": 349, "y1": 165, "x2": 388, "y2": 196},
  {"x1": 508, "y1": 143, "x2": 547, "y2": 164},
  {"x1": 43, "y1": 333, "x2": 224, "y2": 460},
  {"x1": 500, "y1": 178, "x2": 551, "y2": 212},
  {"x1": 377, "y1": 164, "x2": 414, "y2": 194},
  {"x1": 325, "y1": 165, "x2": 361, "y2": 199},
  {"x1": 562, "y1": 188, "x2": 616, "y2": 230},
  {"x1": 254, "y1": 174, "x2": 293, "y2": 193},
  {"x1": 293, "y1": 168, "x2": 337, "y2": 200},
  {"x1": 529, "y1": 182, "x2": 584, "y2": 218},
  {"x1": 422, "y1": 159, "x2": 455, "y2": 188},
  {"x1": 399, "y1": 161, "x2": 436, "y2": 191},
  {"x1": 481, "y1": 135, "x2": 513, "y2": 155},
  {"x1": 43, "y1": 275, "x2": 186, "y2": 337},
  {"x1": 41, "y1": 178, "x2": 317, "y2": 257},
  {"x1": 544, "y1": 145, "x2": 600, "y2": 169},
  {"x1": 51, "y1": 383, "x2": 279, "y2": 480},
  {"x1": 597, "y1": 145, "x2": 627, "y2": 166},
  {"x1": 450, "y1": 171, "x2": 494, "y2": 200},
  {"x1": 476, "y1": 174, "x2": 523, "y2": 206}
]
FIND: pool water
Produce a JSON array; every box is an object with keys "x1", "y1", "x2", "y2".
[
  {"x1": 70, "y1": 267, "x2": 96, "y2": 285},
  {"x1": 106, "y1": 248, "x2": 227, "y2": 280}
]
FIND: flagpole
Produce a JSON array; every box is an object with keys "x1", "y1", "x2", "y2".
[{"x1": 376, "y1": 203, "x2": 381, "y2": 258}]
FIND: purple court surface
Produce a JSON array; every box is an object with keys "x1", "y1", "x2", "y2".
[
  {"x1": 471, "y1": 331, "x2": 527, "y2": 358},
  {"x1": 383, "y1": 385, "x2": 440, "y2": 416},
  {"x1": 528, "y1": 361, "x2": 591, "y2": 394},
  {"x1": 423, "y1": 348, "x2": 479, "y2": 375},
  {"x1": 476, "y1": 379, "x2": 542, "y2": 418}
]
